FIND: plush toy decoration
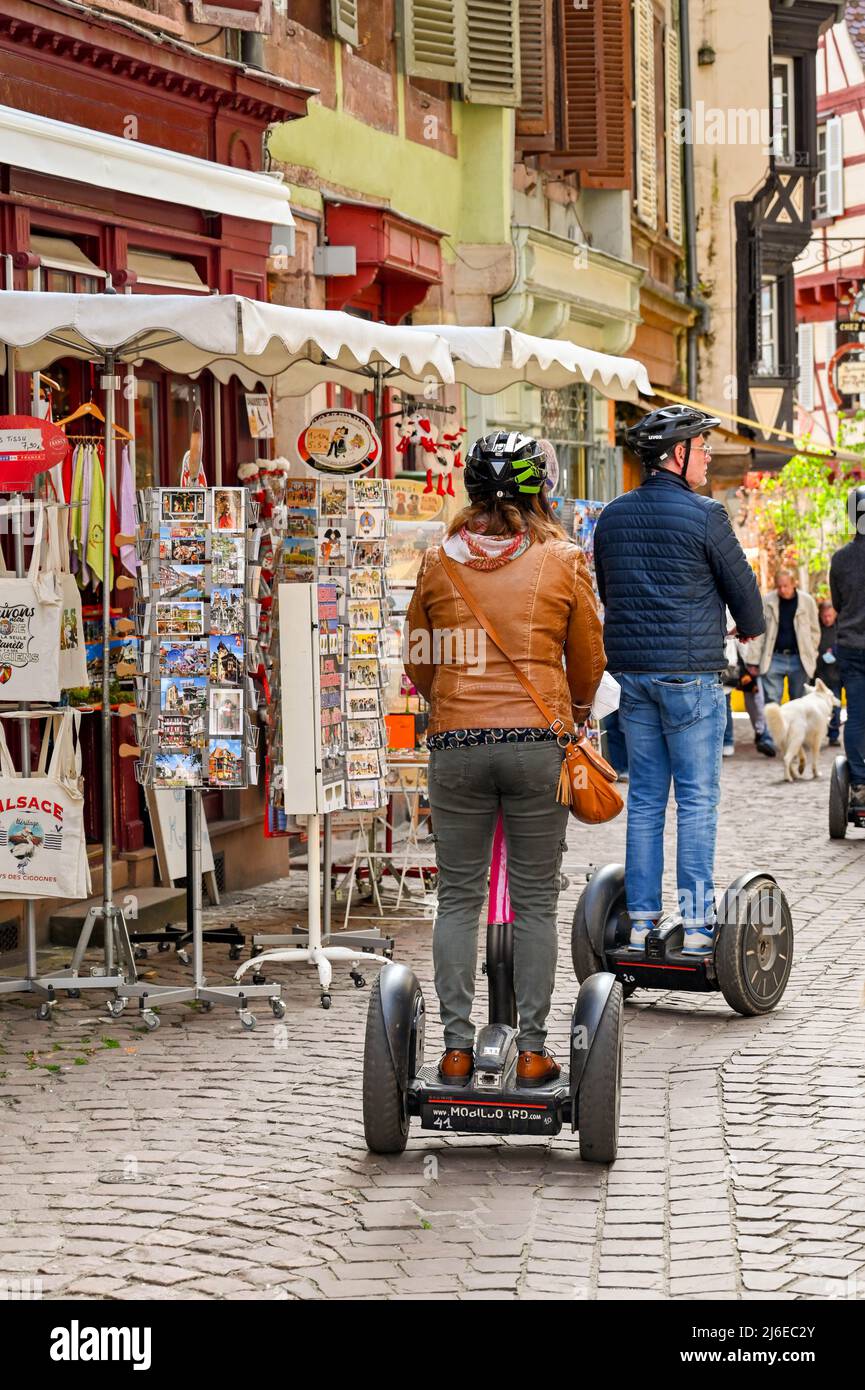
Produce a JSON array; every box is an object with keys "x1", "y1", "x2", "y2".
[{"x1": 394, "y1": 412, "x2": 466, "y2": 497}]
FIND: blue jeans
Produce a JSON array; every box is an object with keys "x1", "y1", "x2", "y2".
[
  {"x1": 761, "y1": 652, "x2": 807, "y2": 705},
  {"x1": 838, "y1": 646, "x2": 865, "y2": 784},
  {"x1": 602, "y1": 709, "x2": 629, "y2": 774},
  {"x1": 618, "y1": 673, "x2": 726, "y2": 929},
  {"x1": 724, "y1": 693, "x2": 734, "y2": 747}
]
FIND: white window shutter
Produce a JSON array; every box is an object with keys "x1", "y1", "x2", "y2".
[
  {"x1": 665, "y1": 26, "x2": 683, "y2": 243},
  {"x1": 825, "y1": 115, "x2": 844, "y2": 218},
  {"x1": 463, "y1": 0, "x2": 521, "y2": 106},
  {"x1": 403, "y1": 0, "x2": 463, "y2": 82},
  {"x1": 331, "y1": 0, "x2": 359, "y2": 46},
  {"x1": 798, "y1": 323, "x2": 815, "y2": 413},
  {"x1": 634, "y1": 0, "x2": 657, "y2": 227}
]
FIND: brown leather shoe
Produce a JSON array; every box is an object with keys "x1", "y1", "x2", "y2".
[
  {"x1": 517, "y1": 1049, "x2": 561, "y2": 1088},
  {"x1": 438, "y1": 1048, "x2": 474, "y2": 1082}
]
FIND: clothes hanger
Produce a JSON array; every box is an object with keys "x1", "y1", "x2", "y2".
[{"x1": 57, "y1": 399, "x2": 133, "y2": 441}]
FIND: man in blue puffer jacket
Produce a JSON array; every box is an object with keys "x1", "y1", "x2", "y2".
[{"x1": 594, "y1": 405, "x2": 765, "y2": 953}]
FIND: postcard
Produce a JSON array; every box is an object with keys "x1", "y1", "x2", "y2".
[
  {"x1": 208, "y1": 633, "x2": 244, "y2": 683},
  {"x1": 284, "y1": 480, "x2": 318, "y2": 508},
  {"x1": 352, "y1": 478, "x2": 386, "y2": 508},
  {"x1": 348, "y1": 779, "x2": 384, "y2": 811},
  {"x1": 208, "y1": 737, "x2": 244, "y2": 786},
  {"x1": 349, "y1": 630, "x2": 379, "y2": 659},
  {"x1": 161, "y1": 489, "x2": 206, "y2": 523},
  {"x1": 210, "y1": 586, "x2": 245, "y2": 636},
  {"x1": 352, "y1": 539, "x2": 386, "y2": 568},
  {"x1": 158, "y1": 562, "x2": 205, "y2": 601},
  {"x1": 348, "y1": 567, "x2": 382, "y2": 599},
  {"x1": 160, "y1": 675, "x2": 207, "y2": 717},
  {"x1": 346, "y1": 718, "x2": 382, "y2": 751},
  {"x1": 209, "y1": 687, "x2": 243, "y2": 737},
  {"x1": 348, "y1": 599, "x2": 382, "y2": 630},
  {"x1": 154, "y1": 750, "x2": 203, "y2": 786},
  {"x1": 158, "y1": 639, "x2": 209, "y2": 679},
  {"x1": 348, "y1": 657, "x2": 381, "y2": 689},
  {"x1": 211, "y1": 534, "x2": 245, "y2": 585},
  {"x1": 318, "y1": 526, "x2": 348, "y2": 567},
  {"x1": 354, "y1": 505, "x2": 386, "y2": 540},
  {"x1": 319, "y1": 480, "x2": 348, "y2": 518},
  {"x1": 347, "y1": 750, "x2": 381, "y2": 781},
  {"x1": 281, "y1": 538, "x2": 317, "y2": 569},
  {"x1": 284, "y1": 508, "x2": 317, "y2": 539},
  {"x1": 155, "y1": 601, "x2": 205, "y2": 638},
  {"x1": 213, "y1": 487, "x2": 245, "y2": 534},
  {"x1": 158, "y1": 530, "x2": 207, "y2": 565},
  {"x1": 347, "y1": 690, "x2": 381, "y2": 718}
]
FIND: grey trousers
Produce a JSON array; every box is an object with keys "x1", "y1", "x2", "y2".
[{"x1": 427, "y1": 740, "x2": 570, "y2": 1052}]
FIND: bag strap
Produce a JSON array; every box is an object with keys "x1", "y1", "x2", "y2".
[
  {"x1": 0, "y1": 501, "x2": 44, "y2": 583},
  {"x1": 438, "y1": 548, "x2": 563, "y2": 732}
]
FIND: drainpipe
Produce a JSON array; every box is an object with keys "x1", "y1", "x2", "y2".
[{"x1": 679, "y1": 0, "x2": 700, "y2": 396}]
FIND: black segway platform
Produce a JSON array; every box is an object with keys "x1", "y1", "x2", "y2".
[
  {"x1": 829, "y1": 756, "x2": 865, "y2": 839},
  {"x1": 362, "y1": 920, "x2": 624, "y2": 1163},
  {"x1": 573, "y1": 863, "x2": 793, "y2": 1016}
]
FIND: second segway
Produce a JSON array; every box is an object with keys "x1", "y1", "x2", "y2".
[
  {"x1": 572, "y1": 863, "x2": 793, "y2": 1016},
  {"x1": 829, "y1": 755, "x2": 865, "y2": 838}
]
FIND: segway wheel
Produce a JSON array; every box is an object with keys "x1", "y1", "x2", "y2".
[
  {"x1": 362, "y1": 974, "x2": 410, "y2": 1154},
  {"x1": 715, "y1": 877, "x2": 793, "y2": 1016},
  {"x1": 829, "y1": 756, "x2": 850, "y2": 840},
  {"x1": 578, "y1": 980, "x2": 624, "y2": 1165},
  {"x1": 572, "y1": 887, "x2": 636, "y2": 998}
]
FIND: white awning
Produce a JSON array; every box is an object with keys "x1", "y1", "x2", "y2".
[
  {"x1": 0, "y1": 104, "x2": 294, "y2": 229},
  {"x1": 409, "y1": 324, "x2": 652, "y2": 402}
]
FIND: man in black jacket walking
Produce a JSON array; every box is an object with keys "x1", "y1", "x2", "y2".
[
  {"x1": 594, "y1": 406, "x2": 765, "y2": 954},
  {"x1": 829, "y1": 486, "x2": 865, "y2": 808}
]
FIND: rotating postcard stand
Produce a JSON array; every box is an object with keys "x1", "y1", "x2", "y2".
[
  {"x1": 113, "y1": 483, "x2": 283, "y2": 1030},
  {"x1": 235, "y1": 582, "x2": 392, "y2": 1008},
  {"x1": 0, "y1": 354, "x2": 134, "y2": 1011}
]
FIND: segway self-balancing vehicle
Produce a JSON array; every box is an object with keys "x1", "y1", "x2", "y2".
[
  {"x1": 363, "y1": 814, "x2": 624, "y2": 1163},
  {"x1": 572, "y1": 864, "x2": 793, "y2": 1016},
  {"x1": 829, "y1": 755, "x2": 865, "y2": 838}
]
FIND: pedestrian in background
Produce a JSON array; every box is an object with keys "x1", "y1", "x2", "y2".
[
  {"x1": 829, "y1": 486, "x2": 865, "y2": 809},
  {"x1": 816, "y1": 599, "x2": 843, "y2": 746},
  {"x1": 757, "y1": 568, "x2": 820, "y2": 705}
]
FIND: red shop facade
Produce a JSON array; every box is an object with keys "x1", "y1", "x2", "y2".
[{"x1": 0, "y1": 1, "x2": 312, "y2": 867}]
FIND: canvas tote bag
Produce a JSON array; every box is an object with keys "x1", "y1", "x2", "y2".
[
  {"x1": 45, "y1": 504, "x2": 88, "y2": 690},
  {"x1": 0, "y1": 710, "x2": 91, "y2": 900},
  {"x1": 0, "y1": 502, "x2": 62, "y2": 702}
]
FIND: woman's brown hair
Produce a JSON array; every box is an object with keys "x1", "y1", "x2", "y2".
[{"x1": 447, "y1": 493, "x2": 566, "y2": 544}]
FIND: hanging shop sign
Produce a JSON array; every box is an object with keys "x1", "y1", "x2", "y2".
[
  {"x1": 245, "y1": 393, "x2": 274, "y2": 440},
  {"x1": 0, "y1": 415, "x2": 68, "y2": 492},
  {"x1": 828, "y1": 343, "x2": 865, "y2": 406},
  {"x1": 297, "y1": 409, "x2": 381, "y2": 476},
  {"x1": 837, "y1": 282, "x2": 865, "y2": 334}
]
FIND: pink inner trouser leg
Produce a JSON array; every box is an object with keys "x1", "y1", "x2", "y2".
[{"x1": 488, "y1": 810, "x2": 514, "y2": 925}]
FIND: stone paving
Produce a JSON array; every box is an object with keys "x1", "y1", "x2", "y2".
[{"x1": 1, "y1": 718, "x2": 864, "y2": 1301}]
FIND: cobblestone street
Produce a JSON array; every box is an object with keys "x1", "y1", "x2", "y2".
[{"x1": 2, "y1": 722, "x2": 864, "y2": 1302}]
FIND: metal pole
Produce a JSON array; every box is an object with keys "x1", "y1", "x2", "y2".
[
  {"x1": 213, "y1": 379, "x2": 223, "y2": 487},
  {"x1": 679, "y1": 0, "x2": 699, "y2": 397},
  {"x1": 101, "y1": 352, "x2": 116, "y2": 969},
  {"x1": 307, "y1": 812, "x2": 321, "y2": 953},
  {"x1": 322, "y1": 813, "x2": 332, "y2": 939},
  {"x1": 187, "y1": 789, "x2": 204, "y2": 990}
]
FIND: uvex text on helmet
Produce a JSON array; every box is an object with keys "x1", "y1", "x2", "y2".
[{"x1": 625, "y1": 405, "x2": 721, "y2": 465}]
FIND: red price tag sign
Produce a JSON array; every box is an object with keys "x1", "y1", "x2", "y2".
[{"x1": 0, "y1": 415, "x2": 68, "y2": 492}]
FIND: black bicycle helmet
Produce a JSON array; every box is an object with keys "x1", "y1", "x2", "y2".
[
  {"x1": 848, "y1": 483, "x2": 865, "y2": 534},
  {"x1": 627, "y1": 404, "x2": 720, "y2": 482},
  {"x1": 464, "y1": 431, "x2": 548, "y2": 500}
]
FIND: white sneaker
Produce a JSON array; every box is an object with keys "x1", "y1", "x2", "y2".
[
  {"x1": 682, "y1": 925, "x2": 715, "y2": 953},
  {"x1": 722, "y1": 745, "x2": 735, "y2": 757},
  {"x1": 629, "y1": 920, "x2": 654, "y2": 950}
]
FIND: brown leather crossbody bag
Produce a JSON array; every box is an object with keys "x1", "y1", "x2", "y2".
[{"x1": 438, "y1": 550, "x2": 623, "y2": 825}]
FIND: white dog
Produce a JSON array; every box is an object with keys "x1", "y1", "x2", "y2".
[{"x1": 763, "y1": 679, "x2": 841, "y2": 782}]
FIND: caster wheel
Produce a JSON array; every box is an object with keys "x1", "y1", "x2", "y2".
[
  {"x1": 142, "y1": 1010, "x2": 160, "y2": 1032},
  {"x1": 252, "y1": 972, "x2": 265, "y2": 986},
  {"x1": 36, "y1": 1002, "x2": 52, "y2": 1022},
  {"x1": 351, "y1": 973, "x2": 366, "y2": 989},
  {"x1": 228, "y1": 945, "x2": 242, "y2": 962},
  {"x1": 133, "y1": 947, "x2": 148, "y2": 961},
  {"x1": 200, "y1": 1000, "x2": 214, "y2": 1012},
  {"x1": 320, "y1": 994, "x2": 332, "y2": 1010},
  {"x1": 157, "y1": 941, "x2": 171, "y2": 953},
  {"x1": 239, "y1": 1009, "x2": 256, "y2": 1031},
  {"x1": 384, "y1": 949, "x2": 394, "y2": 960},
  {"x1": 177, "y1": 949, "x2": 190, "y2": 966},
  {"x1": 66, "y1": 989, "x2": 81, "y2": 1000},
  {"x1": 107, "y1": 998, "x2": 126, "y2": 1018},
  {"x1": 250, "y1": 944, "x2": 263, "y2": 958},
  {"x1": 271, "y1": 998, "x2": 286, "y2": 1019}
]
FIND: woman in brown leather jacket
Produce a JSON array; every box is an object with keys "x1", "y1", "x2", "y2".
[{"x1": 405, "y1": 432, "x2": 606, "y2": 1088}]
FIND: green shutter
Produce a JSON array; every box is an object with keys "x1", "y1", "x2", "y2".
[
  {"x1": 463, "y1": 0, "x2": 520, "y2": 106},
  {"x1": 331, "y1": 0, "x2": 359, "y2": 47},
  {"x1": 404, "y1": 0, "x2": 463, "y2": 82}
]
